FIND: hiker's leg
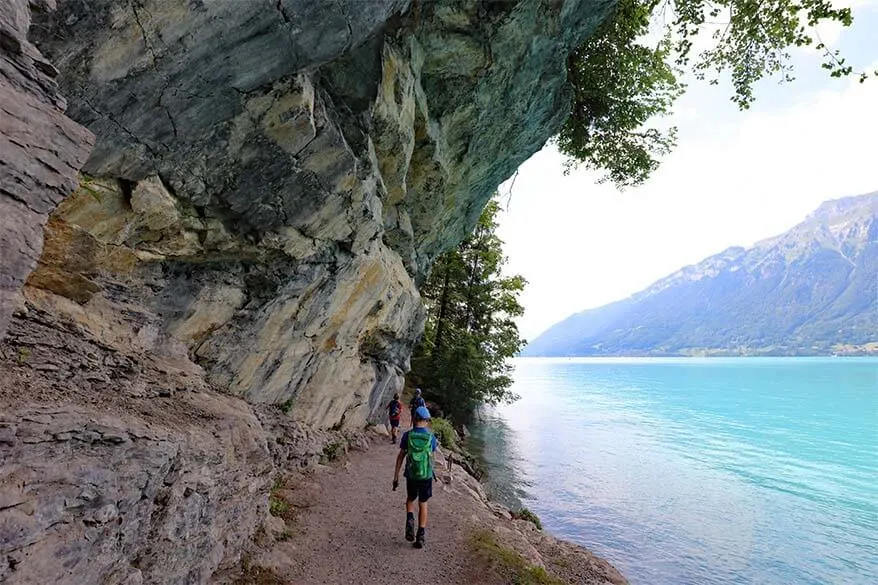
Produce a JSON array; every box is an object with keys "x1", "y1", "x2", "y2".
[
  {"x1": 414, "y1": 482, "x2": 430, "y2": 548},
  {"x1": 417, "y1": 479, "x2": 432, "y2": 528},
  {"x1": 418, "y1": 501, "x2": 428, "y2": 528},
  {"x1": 405, "y1": 480, "x2": 418, "y2": 542},
  {"x1": 406, "y1": 479, "x2": 419, "y2": 515}
]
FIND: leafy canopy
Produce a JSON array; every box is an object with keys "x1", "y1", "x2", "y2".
[{"x1": 559, "y1": 0, "x2": 875, "y2": 187}]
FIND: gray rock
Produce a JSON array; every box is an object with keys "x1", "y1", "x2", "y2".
[
  {"x1": 20, "y1": 0, "x2": 613, "y2": 431},
  {"x1": 0, "y1": 0, "x2": 94, "y2": 338},
  {"x1": 0, "y1": 402, "x2": 272, "y2": 585},
  {"x1": 2, "y1": 1, "x2": 619, "y2": 583},
  {"x1": 368, "y1": 424, "x2": 390, "y2": 437}
]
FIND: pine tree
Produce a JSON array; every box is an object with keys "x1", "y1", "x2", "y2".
[{"x1": 410, "y1": 200, "x2": 526, "y2": 422}]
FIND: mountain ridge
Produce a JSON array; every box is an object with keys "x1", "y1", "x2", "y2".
[{"x1": 524, "y1": 192, "x2": 878, "y2": 357}]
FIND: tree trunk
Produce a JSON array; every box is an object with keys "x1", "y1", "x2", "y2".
[{"x1": 432, "y1": 259, "x2": 452, "y2": 360}]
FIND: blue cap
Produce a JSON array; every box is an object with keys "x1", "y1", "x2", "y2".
[{"x1": 414, "y1": 406, "x2": 431, "y2": 420}]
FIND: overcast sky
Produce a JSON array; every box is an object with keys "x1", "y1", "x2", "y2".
[{"x1": 497, "y1": 1, "x2": 878, "y2": 340}]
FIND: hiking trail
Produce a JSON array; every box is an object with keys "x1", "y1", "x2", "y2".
[{"x1": 239, "y1": 411, "x2": 628, "y2": 585}]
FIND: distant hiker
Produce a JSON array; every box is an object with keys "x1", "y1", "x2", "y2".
[
  {"x1": 409, "y1": 388, "x2": 426, "y2": 428},
  {"x1": 387, "y1": 393, "x2": 402, "y2": 443},
  {"x1": 392, "y1": 405, "x2": 438, "y2": 549}
]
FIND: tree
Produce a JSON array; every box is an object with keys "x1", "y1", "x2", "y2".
[
  {"x1": 410, "y1": 200, "x2": 526, "y2": 423},
  {"x1": 560, "y1": 0, "x2": 875, "y2": 187}
]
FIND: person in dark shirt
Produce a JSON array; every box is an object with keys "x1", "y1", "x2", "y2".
[
  {"x1": 392, "y1": 406, "x2": 438, "y2": 549},
  {"x1": 408, "y1": 388, "x2": 426, "y2": 429},
  {"x1": 387, "y1": 393, "x2": 402, "y2": 444}
]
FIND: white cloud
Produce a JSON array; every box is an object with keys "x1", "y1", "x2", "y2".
[{"x1": 498, "y1": 71, "x2": 878, "y2": 340}]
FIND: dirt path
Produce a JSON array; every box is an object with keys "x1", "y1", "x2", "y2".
[
  {"x1": 253, "y1": 418, "x2": 499, "y2": 585},
  {"x1": 280, "y1": 438, "x2": 488, "y2": 584},
  {"x1": 241, "y1": 413, "x2": 628, "y2": 585}
]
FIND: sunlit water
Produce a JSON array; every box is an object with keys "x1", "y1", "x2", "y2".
[{"x1": 468, "y1": 357, "x2": 878, "y2": 585}]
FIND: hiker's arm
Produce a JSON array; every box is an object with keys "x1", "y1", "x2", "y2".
[{"x1": 393, "y1": 449, "x2": 405, "y2": 483}]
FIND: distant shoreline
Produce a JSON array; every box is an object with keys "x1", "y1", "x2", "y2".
[{"x1": 519, "y1": 350, "x2": 878, "y2": 358}]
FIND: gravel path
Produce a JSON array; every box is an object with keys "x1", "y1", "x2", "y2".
[
  {"x1": 256, "y1": 416, "x2": 500, "y2": 585},
  {"x1": 276, "y1": 435, "x2": 494, "y2": 585},
  {"x1": 243, "y1": 414, "x2": 627, "y2": 585}
]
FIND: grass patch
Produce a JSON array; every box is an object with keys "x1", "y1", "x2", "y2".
[
  {"x1": 77, "y1": 174, "x2": 105, "y2": 204},
  {"x1": 16, "y1": 347, "x2": 31, "y2": 364},
  {"x1": 513, "y1": 507, "x2": 543, "y2": 530},
  {"x1": 320, "y1": 440, "x2": 345, "y2": 463},
  {"x1": 268, "y1": 476, "x2": 294, "y2": 520},
  {"x1": 470, "y1": 530, "x2": 564, "y2": 585},
  {"x1": 277, "y1": 399, "x2": 294, "y2": 414},
  {"x1": 430, "y1": 417, "x2": 458, "y2": 451},
  {"x1": 269, "y1": 497, "x2": 289, "y2": 518}
]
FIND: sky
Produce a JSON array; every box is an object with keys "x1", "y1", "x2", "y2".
[{"x1": 497, "y1": 1, "x2": 878, "y2": 341}]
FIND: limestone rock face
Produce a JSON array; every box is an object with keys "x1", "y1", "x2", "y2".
[
  {"x1": 0, "y1": 402, "x2": 272, "y2": 585},
  {"x1": 0, "y1": 0, "x2": 94, "y2": 337},
  {"x1": 2, "y1": 1, "x2": 617, "y2": 582},
  {"x1": 0, "y1": 297, "x2": 275, "y2": 584},
  {"x1": 22, "y1": 0, "x2": 612, "y2": 430}
]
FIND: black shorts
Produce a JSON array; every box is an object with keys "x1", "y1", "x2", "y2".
[
  {"x1": 389, "y1": 418, "x2": 400, "y2": 428},
  {"x1": 406, "y1": 479, "x2": 432, "y2": 502}
]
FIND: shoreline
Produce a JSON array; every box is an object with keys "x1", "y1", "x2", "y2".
[{"x1": 230, "y1": 421, "x2": 629, "y2": 585}]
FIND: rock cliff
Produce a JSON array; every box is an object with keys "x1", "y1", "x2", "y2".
[
  {"x1": 0, "y1": 0, "x2": 94, "y2": 338},
  {"x1": 1, "y1": 0, "x2": 614, "y2": 582}
]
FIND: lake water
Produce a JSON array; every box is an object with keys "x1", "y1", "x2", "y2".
[{"x1": 468, "y1": 357, "x2": 878, "y2": 585}]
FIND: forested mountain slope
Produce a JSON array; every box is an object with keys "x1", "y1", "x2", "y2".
[{"x1": 524, "y1": 193, "x2": 878, "y2": 356}]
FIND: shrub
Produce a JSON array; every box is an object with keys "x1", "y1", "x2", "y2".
[
  {"x1": 514, "y1": 507, "x2": 543, "y2": 530},
  {"x1": 321, "y1": 440, "x2": 345, "y2": 463},
  {"x1": 430, "y1": 417, "x2": 458, "y2": 451}
]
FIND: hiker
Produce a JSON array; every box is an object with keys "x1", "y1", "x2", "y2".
[
  {"x1": 387, "y1": 393, "x2": 402, "y2": 443},
  {"x1": 392, "y1": 405, "x2": 438, "y2": 549},
  {"x1": 408, "y1": 388, "x2": 426, "y2": 428}
]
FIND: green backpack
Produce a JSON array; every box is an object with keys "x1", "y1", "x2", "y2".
[{"x1": 406, "y1": 431, "x2": 434, "y2": 480}]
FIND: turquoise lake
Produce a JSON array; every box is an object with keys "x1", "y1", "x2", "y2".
[{"x1": 469, "y1": 357, "x2": 878, "y2": 585}]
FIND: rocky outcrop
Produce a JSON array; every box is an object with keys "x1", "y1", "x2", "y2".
[
  {"x1": 0, "y1": 0, "x2": 94, "y2": 337},
  {"x1": 0, "y1": 298, "x2": 274, "y2": 584},
  {"x1": 19, "y1": 0, "x2": 614, "y2": 429},
  {"x1": 1, "y1": 1, "x2": 618, "y2": 582},
  {"x1": 0, "y1": 295, "x2": 371, "y2": 584}
]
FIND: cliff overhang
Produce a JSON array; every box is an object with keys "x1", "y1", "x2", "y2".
[
  {"x1": 4, "y1": 0, "x2": 614, "y2": 429},
  {"x1": 0, "y1": 1, "x2": 615, "y2": 582}
]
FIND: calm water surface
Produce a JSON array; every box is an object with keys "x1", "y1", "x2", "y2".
[{"x1": 469, "y1": 357, "x2": 878, "y2": 585}]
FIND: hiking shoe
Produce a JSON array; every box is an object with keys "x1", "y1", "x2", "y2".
[
  {"x1": 414, "y1": 528, "x2": 425, "y2": 549},
  {"x1": 405, "y1": 516, "x2": 415, "y2": 542}
]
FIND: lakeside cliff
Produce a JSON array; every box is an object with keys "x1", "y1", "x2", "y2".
[{"x1": 0, "y1": 1, "x2": 621, "y2": 582}]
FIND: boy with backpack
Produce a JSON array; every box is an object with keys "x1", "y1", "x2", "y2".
[
  {"x1": 392, "y1": 405, "x2": 437, "y2": 549},
  {"x1": 387, "y1": 393, "x2": 402, "y2": 443}
]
